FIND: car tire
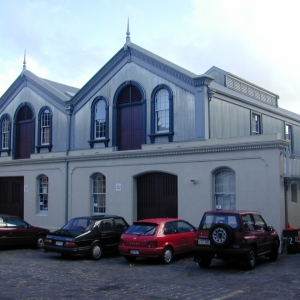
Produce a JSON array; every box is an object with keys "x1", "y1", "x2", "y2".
[
  {"x1": 34, "y1": 235, "x2": 45, "y2": 249},
  {"x1": 246, "y1": 247, "x2": 256, "y2": 270},
  {"x1": 269, "y1": 240, "x2": 279, "y2": 261},
  {"x1": 124, "y1": 255, "x2": 137, "y2": 262},
  {"x1": 89, "y1": 243, "x2": 103, "y2": 260},
  {"x1": 198, "y1": 257, "x2": 212, "y2": 268},
  {"x1": 209, "y1": 224, "x2": 233, "y2": 248},
  {"x1": 161, "y1": 247, "x2": 173, "y2": 264}
]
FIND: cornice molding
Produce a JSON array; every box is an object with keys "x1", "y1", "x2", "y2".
[{"x1": 0, "y1": 139, "x2": 288, "y2": 167}]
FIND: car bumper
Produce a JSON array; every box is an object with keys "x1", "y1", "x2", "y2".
[
  {"x1": 118, "y1": 245, "x2": 164, "y2": 258},
  {"x1": 43, "y1": 244, "x2": 90, "y2": 255},
  {"x1": 193, "y1": 245, "x2": 250, "y2": 262}
]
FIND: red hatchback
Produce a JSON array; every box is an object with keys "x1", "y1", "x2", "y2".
[{"x1": 118, "y1": 218, "x2": 196, "y2": 264}]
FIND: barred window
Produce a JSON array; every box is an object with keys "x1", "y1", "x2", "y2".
[
  {"x1": 38, "y1": 175, "x2": 48, "y2": 212},
  {"x1": 214, "y1": 169, "x2": 236, "y2": 210},
  {"x1": 92, "y1": 173, "x2": 106, "y2": 214}
]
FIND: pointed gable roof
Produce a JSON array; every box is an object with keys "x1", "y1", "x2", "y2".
[{"x1": 0, "y1": 69, "x2": 79, "y2": 114}]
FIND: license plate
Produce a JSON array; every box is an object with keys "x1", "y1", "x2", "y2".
[
  {"x1": 56, "y1": 241, "x2": 63, "y2": 246},
  {"x1": 130, "y1": 250, "x2": 139, "y2": 255},
  {"x1": 198, "y1": 239, "x2": 210, "y2": 245}
]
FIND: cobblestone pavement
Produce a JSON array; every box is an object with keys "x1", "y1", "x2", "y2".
[{"x1": 1, "y1": 247, "x2": 300, "y2": 300}]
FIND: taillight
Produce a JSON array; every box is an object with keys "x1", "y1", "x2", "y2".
[
  {"x1": 147, "y1": 241, "x2": 157, "y2": 248},
  {"x1": 65, "y1": 242, "x2": 77, "y2": 247},
  {"x1": 45, "y1": 238, "x2": 52, "y2": 244}
]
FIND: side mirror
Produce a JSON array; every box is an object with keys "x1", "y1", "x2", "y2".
[{"x1": 267, "y1": 226, "x2": 274, "y2": 231}]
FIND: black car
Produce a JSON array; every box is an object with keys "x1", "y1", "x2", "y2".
[
  {"x1": 43, "y1": 215, "x2": 129, "y2": 260},
  {"x1": 0, "y1": 214, "x2": 50, "y2": 249}
]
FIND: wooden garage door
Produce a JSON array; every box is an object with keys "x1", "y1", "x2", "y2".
[
  {"x1": 0, "y1": 177, "x2": 24, "y2": 218},
  {"x1": 137, "y1": 172, "x2": 178, "y2": 220}
]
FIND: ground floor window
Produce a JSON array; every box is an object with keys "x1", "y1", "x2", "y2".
[
  {"x1": 92, "y1": 173, "x2": 106, "y2": 214},
  {"x1": 38, "y1": 175, "x2": 48, "y2": 212},
  {"x1": 214, "y1": 168, "x2": 236, "y2": 210}
]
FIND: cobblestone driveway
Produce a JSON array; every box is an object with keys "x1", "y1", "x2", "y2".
[{"x1": 0, "y1": 247, "x2": 300, "y2": 300}]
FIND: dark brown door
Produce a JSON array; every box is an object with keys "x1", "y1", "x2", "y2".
[
  {"x1": 118, "y1": 85, "x2": 143, "y2": 151},
  {"x1": 137, "y1": 172, "x2": 178, "y2": 220},
  {"x1": 0, "y1": 177, "x2": 24, "y2": 218},
  {"x1": 15, "y1": 105, "x2": 34, "y2": 159}
]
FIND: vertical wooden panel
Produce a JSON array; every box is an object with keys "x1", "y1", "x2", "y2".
[{"x1": 137, "y1": 172, "x2": 178, "y2": 220}]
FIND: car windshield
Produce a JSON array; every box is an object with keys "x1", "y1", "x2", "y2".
[
  {"x1": 62, "y1": 218, "x2": 93, "y2": 233},
  {"x1": 200, "y1": 213, "x2": 240, "y2": 230},
  {"x1": 125, "y1": 223, "x2": 157, "y2": 236}
]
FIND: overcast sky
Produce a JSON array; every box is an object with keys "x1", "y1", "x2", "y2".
[{"x1": 1, "y1": 0, "x2": 300, "y2": 114}]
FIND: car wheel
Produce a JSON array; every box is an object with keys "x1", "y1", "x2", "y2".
[
  {"x1": 34, "y1": 235, "x2": 45, "y2": 249},
  {"x1": 89, "y1": 243, "x2": 103, "y2": 260},
  {"x1": 124, "y1": 255, "x2": 137, "y2": 262},
  {"x1": 161, "y1": 247, "x2": 173, "y2": 264},
  {"x1": 246, "y1": 247, "x2": 256, "y2": 270},
  {"x1": 269, "y1": 240, "x2": 279, "y2": 261},
  {"x1": 198, "y1": 257, "x2": 212, "y2": 268},
  {"x1": 209, "y1": 224, "x2": 233, "y2": 248}
]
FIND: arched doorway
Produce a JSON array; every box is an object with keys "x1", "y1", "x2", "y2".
[
  {"x1": 137, "y1": 172, "x2": 178, "y2": 220},
  {"x1": 14, "y1": 104, "x2": 35, "y2": 159},
  {"x1": 113, "y1": 81, "x2": 146, "y2": 151}
]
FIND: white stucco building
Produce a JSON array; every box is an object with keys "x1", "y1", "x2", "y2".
[{"x1": 1, "y1": 31, "x2": 300, "y2": 235}]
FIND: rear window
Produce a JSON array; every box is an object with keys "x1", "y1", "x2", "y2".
[
  {"x1": 125, "y1": 223, "x2": 157, "y2": 236},
  {"x1": 199, "y1": 213, "x2": 240, "y2": 230},
  {"x1": 62, "y1": 218, "x2": 93, "y2": 232}
]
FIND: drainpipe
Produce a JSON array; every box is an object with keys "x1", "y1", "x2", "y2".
[
  {"x1": 207, "y1": 88, "x2": 214, "y2": 139},
  {"x1": 65, "y1": 104, "x2": 73, "y2": 223}
]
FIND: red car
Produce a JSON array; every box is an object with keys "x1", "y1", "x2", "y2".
[
  {"x1": 0, "y1": 214, "x2": 50, "y2": 249},
  {"x1": 118, "y1": 218, "x2": 196, "y2": 264}
]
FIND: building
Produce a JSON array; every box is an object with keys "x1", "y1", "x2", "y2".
[{"x1": 1, "y1": 29, "x2": 300, "y2": 234}]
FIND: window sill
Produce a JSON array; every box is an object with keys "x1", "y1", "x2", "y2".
[
  {"x1": 89, "y1": 138, "x2": 110, "y2": 148},
  {"x1": 0, "y1": 148, "x2": 11, "y2": 156},
  {"x1": 36, "y1": 144, "x2": 52, "y2": 153},
  {"x1": 148, "y1": 132, "x2": 174, "y2": 143}
]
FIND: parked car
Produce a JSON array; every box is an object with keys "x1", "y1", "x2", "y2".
[
  {"x1": 118, "y1": 218, "x2": 196, "y2": 264},
  {"x1": 0, "y1": 214, "x2": 50, "y2": 249},
  {"x1": 43, "y1": 215, "x2": 129, "y2": 260},
  {"x1": 194, "y1": 210, "x2": 280, "y2": 269}
]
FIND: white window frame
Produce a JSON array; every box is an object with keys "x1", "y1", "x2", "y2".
[
  {"x1": 92, "y1": 173, "x2": 106, "y2": 214},
  {"x1": 1, "y1": 116, "x2": 9, "y2": 149},
  {"x1": 251, "y1": 112, "x2": 261, "y2": 135},
  {"x1": 38, "y1": 175, "x2": 49, "y2": 212},
  {"x1": 41, "y1": 109, "x2": 50, "y2": 145},
  {"x1": 155, "y1": 89, "x2": 169, "y2": 133},
  {"x1": 94, "y1": 100, "x2": 106, "y2": 140}
]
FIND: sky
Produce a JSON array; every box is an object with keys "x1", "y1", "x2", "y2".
[{"x1": 1, "y1": 0, "x2": 300, "y2": 114}]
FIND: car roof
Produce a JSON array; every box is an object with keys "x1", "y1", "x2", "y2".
[
  {"x1": 135, "y1": 218, "x2": 183, "y2": 224},
  {"x1": 72, "y1": 215, "x2": 122, "y2": 220},
  {"x1": 204, "y1": 210, "x2": 260, "y2": 215}
]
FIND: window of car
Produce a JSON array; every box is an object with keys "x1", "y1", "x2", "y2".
[
  {"x1": 101, "y1": 219, "x2": 114, "y2": 231},
  {"x1": 5, "y1": 217, "x2": 27, "y2": 228},
  {"x1": 172, "y1": 221, "x2": 195, "y2": 232},
  {"x1": 164, "y1": 222, "x2": 178, "y2": 234},
  {"x1": 63, "y1": 218, "x2": 91, "y2": 232},
  {"x1": 126, "y1": 223, "x2": 157, "y2": 235},
  {"x1": 114, "y1": 218, "x2": 128, "y2": 230},
  {"x1": 253, "y1": 214, "x2": 267, "y2": 230},
  {"x1": 242, "y1": 214, "x2": 255, "y2": 231},
  {"x1": 199, "y1": 213, "x2": 240, "y2": 230}
]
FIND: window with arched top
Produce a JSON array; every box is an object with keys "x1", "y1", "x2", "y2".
[
  {"x1": 214, "y1": 168, "x2": 236, "y2": 210},
  {"x1": 0, "y1": 114, "x2": 11, "y2": 156},
  {"x1": 37, "y1": 106, "x2": 52, "y2": 153},
  {"x1": 89, "y1": 97, "x2": 109, "y2": 148},
  {"x1": 149, "y1": 84, "x2": 174, "y2": 143},
  {"x1": 38, "y1": 175, "x2": 49, "y2": 213},
  {"x1": 92, "y1": 173, "x2": 106, "y2": 214}
]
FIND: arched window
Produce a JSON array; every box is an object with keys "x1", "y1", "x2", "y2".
[
  {"x1": 0, "y1": 114, "x2": 11, "y2": 156},
  {"x1": 38, "y1": 175, "x2": 49, "y2": 212},
  {"x1": 149, "y1": 84, "x2": 174, "y2": 143},
  {"x1": 214, "y1": 168, "x2": 236, "y2": 210},
  {"x1": 37, "y1": 107, "x2": 52, "y2": 153},
  {"x1": 89, "y1": 97, "x2": 109, "y2": 148},
  {"x1": 92, "y1": 173, "x2": 106, "y2": 214}
]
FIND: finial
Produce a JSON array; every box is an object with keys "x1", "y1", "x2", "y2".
[
  {"x1": 23, "y1": 49, "x2": 26, "y2": 71},
  {"x1": 126, "y1": 18, "x2": 131, "y2": 44}
]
